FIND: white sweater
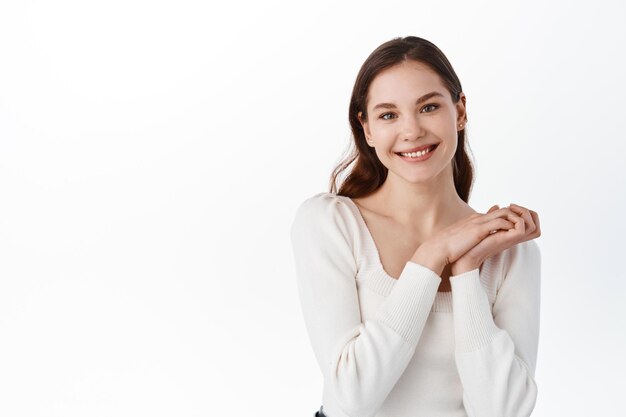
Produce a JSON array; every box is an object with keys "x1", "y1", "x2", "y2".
[{"x1": 289, "y1": 192, "x2": 541, "y2": 417}]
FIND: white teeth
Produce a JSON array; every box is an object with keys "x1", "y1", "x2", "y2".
[{"x1": 399, "y1": 146, "x2": 434, "y2": 158}]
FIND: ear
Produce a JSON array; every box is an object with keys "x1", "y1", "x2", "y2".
[
  {"x1": 455, "y1": 92, "x2": 467, "y2": 128},
  {"x1": 358, "y1": 111, "x2": 373, "y2": 144}
]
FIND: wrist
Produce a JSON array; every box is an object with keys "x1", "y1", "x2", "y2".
[
  {"x1": 451, "y1": 260, "x2": 480, "y2": 276},
  {"x1": 411, "y1": 242, "x2": 445, "y2": 276}
]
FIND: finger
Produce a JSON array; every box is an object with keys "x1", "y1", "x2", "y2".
[
  {"x1": 472, "y1": 226, "x2": 523, "y2": 261},
  {"x1": 507, "y1": 212, "x2": 525, "y2": 236},
  {"x1": 482, "y1": 217, "x2": 515, "y2": 237},
  {"x1": 529, "y1": 210, "x2": 541, "y2": 238},
  {"x1": 487, "y1": 204, "x2": 500, "y2": 213},
  {"x1": 474, "y1": 207, "x2": 520, "y2": 225},
  {"x1": 509, "y1": 203, "x2": 536, "y2": 235}
]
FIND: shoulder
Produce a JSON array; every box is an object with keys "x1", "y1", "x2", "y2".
[
  {"x1": 291, "y1": 192, "x2": 357, "y2": 247},
  {"x1": 494, "y1": 239, "x2": 542, "y2": 292},
  {"x1": 293, "y1": 191, "x2": 344, "y2": 213},
  {"x1": 292, "y1": 192, "x2": 354, "y2": 225},
  {"x1": 503, "y1": 239, "x2": 542, "y2": 269}
]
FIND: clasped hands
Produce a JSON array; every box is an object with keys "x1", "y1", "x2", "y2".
[
  {"x1": 413, "y1": 204, "x2": 541, "y2": 277},
  {"x1": 451, "y1": 203, "x2": 541, "y2": 276}
]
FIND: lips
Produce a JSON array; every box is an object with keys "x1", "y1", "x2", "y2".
[{"x1": 395, "y1": 144, "x2": 438, "y2": 154}]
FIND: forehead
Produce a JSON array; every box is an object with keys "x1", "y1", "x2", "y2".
[{"x1": 367, "y1": 61, "x2": 449, "y2": 108}]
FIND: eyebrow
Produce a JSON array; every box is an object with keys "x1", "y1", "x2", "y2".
[{"x1": 371, "y1": 91, "x2": 445, "y2": 112}]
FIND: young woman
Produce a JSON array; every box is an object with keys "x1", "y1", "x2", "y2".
[{"x1": 290, "y1": 36, "x2": 542, "y2": 417}]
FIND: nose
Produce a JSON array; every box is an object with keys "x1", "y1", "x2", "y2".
[{"x1": 400, "y1": 113, "x2": 425, "y2": 141}]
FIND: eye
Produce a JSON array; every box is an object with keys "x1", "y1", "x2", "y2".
[
  {"x1": 379, "y1": 112, "x2": 396, "y2": 120},
  {"x1": 422, "y1": 103, "x2": 439, "y2": 113}
]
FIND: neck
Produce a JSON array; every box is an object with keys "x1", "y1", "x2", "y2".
[{"x1": 375, "y1": 164, "x2": 472, "y2": 238}]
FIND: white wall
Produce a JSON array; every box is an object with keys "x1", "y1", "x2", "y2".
[{"x1": 0, "y1": 0, "x2": 624, "y2": 415}]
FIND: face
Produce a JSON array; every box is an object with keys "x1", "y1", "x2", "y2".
[{"x1": 358, "y1": 60, "x2": 467, "y2": 184}]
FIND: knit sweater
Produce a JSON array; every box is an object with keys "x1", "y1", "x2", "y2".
[{"x1": 289, "y1": 192, "x2": 541, "y2": 417}]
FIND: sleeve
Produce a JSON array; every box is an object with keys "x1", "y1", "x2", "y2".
[
  {"x1": 449, "y1": 240, "x2": 541, "y2": 417},
  {"x1": 289, "y1": 193, "x2": 442, "y2": 417}
]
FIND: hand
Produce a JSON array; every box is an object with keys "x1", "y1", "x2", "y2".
[
  {"x1": 450, "y1": 203, "x2": 541, "y2": 276},
  {"x1": 412, "y1": 206, "x2": 525, "y2": 275}
]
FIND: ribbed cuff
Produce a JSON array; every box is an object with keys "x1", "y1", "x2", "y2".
[
  {"x1": 374, "y1": 261, "x2": 441, "y2": 346},
  {"x1": 450, "y1": 268, "x2": 501, "y2": 352}
]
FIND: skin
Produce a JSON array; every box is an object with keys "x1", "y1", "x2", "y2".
[{"x1": 357, "y1": 60, "x2": 541, "y2": 277}]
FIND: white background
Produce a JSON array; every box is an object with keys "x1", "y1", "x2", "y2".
[{"x1": 1, "y1": 0, "x2": 624, "y2": 416}]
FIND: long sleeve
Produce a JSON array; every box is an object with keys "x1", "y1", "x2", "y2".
[
  {"x1": 290, "y1": 194, "x2": 442, "y2": 417},
  {"x1": 449, "y1": 240, "x2": 541, "y2": 417}
]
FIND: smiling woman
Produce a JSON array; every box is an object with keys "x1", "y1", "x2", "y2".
[
  {"x1": 337, "y1": 42, "x2": 474, "y2": 202},
  {"x1": 290, "y1": 36, "x2": 542, "y2": 417},
  {"x1": 356, "y1": 59, "x2": 466, "y2": 189}
]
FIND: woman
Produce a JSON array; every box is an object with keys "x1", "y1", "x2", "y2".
[{"x1": 290, "y1": 36, "x2": 542, "y2": 417}]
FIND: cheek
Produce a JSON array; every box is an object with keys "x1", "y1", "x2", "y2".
[
  {"x1": 372, "y1": 123, "x2": 396, "y2": 137},
  {"x1": 434, "y1": 130, "x2": 456, "y2": 149},
  {"x1": 444, "y1": 137, "x2": 459, "y2": 157}
]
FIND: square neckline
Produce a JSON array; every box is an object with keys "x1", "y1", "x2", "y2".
[
  {"x1": 332, "y1": 194, "x2": 459, "y2": 313},
  {"x1": 326, "y1": 193, "x2": 495, "y2": 313}
]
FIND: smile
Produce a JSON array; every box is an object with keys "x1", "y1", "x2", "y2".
[{"x1": 395, "y1": 144, "x2": 438, "y2": 162}]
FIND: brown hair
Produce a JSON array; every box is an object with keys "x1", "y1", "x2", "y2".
[{"x1": 329, "y1": 36, "x2": 475, "y2": 202}]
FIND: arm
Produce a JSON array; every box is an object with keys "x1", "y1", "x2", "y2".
[
  {"x1": 449, "y1": 240, "x2": 541, "y2": 417},
  {"x1": 290, "y1": 194, "x2": 441, "y2": 417}
]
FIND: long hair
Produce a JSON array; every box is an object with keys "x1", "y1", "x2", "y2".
[{"x1": 329, "y1": 36, "x2": 475, "y2": 202}]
